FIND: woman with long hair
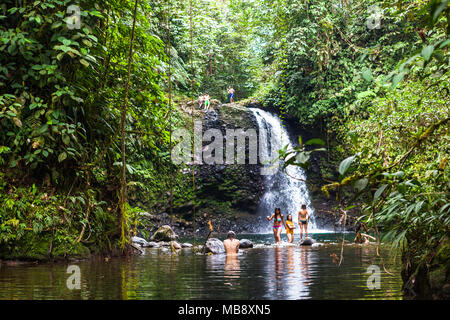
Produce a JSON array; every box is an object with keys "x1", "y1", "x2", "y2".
[
  {"x1": 285, "y1": 214, "x2": 296, "y2": 243},
  {"x1": 267, "y1": 208, "x2": 285, "y2": 243}
]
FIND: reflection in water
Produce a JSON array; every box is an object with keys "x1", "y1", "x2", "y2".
[
  {"x1": 223, "y1": 254, "x2": 240, "y2": 289},
  {"x1": 265, "y1": 245, "x2": 312, "y2": 299},
  {"x1": 0, "y1": 235, "x2": 404, "y2": 300},
  {"x1": 300, "y1": 247, "x2": 311, "y2": 287},
  {"x1": 224, "y1": 254, "x2": 240, "y2": 275},
  {"x1": 286, "y1": 246, "x2": 295, "y2": 275},
  {"x1": 275, "y1": 246, "x2": 282, "y2": 292}
]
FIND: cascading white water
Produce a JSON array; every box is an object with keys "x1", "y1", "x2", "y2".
[{"x1": 249, "y1": 108, "x2": 322, "y2": 233}]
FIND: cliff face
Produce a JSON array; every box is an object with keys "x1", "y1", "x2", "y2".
[
  {"x1": 194, "y1": 103, "x2": 265, "y2": 224},
  {"x1": 151, "y1": 102, "x2": 265, "y2": 236}
]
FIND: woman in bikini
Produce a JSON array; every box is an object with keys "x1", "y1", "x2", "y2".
[
  {"x1": 267, "y1": 208, "x2": 285, "y2": 243},
  {"x1": 285, "y1": 214, "x2": 296, "y2": 243},
  {"x1": 298, "y1": 204, "x2": 309, "y2": 241}
]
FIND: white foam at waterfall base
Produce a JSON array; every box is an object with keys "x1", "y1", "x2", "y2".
[{"x1": 249, "y1": 108, "x2": 330, "y2": 234}]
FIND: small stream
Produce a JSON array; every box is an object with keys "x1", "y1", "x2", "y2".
[{"x1": 0, "y1": 233, "x2": 403, "y2": 300}]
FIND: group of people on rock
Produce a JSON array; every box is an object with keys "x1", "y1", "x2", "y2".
[
  {"x1": 222, "y1": 205, "x2": 311, "y2": 255},
  {"x1": 197, "y1": 86, "x2": 236, "y2": 111},
  {"x1": 197, "y1": 93, "x2": 211, "y2": 111},
  {"x1": 267, "y1": 205, "x2": 310, "y2": 244}
]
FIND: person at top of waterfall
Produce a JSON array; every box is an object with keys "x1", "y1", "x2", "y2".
[
  {"x1": 198, "y1": 93, "x2": 204, "y2": 109},
  {"x1": 298, "y1": 204, "x2": 310, "y2": 241},
  {"x1": 267, "y1": 208, "x2": 285, "y2": 243},
  {"x1": 204, "y1": 93, "x2": 211, "y2": 111},
  {"x1": 285, "y1": 214, "x2": 296, "y2": 243},
  {"x1": 223, "y1": 231, "x2": 240, "y2": 254},
  {"x1": 228, "y1": 86, "x2": 235, "y2": 103}
]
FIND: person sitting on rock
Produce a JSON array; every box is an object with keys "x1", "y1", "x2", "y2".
[
  {"x1": 223, "y1": 231, "x2": 240, "y2": 254},
  {"x1": 198, "y1": 93, "x2": 204, "y2": 109}
]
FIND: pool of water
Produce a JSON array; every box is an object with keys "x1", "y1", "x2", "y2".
[{"x1": 0, "y1": 233, "x2": 403, "y2": 300}]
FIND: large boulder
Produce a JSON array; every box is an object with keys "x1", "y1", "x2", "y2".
[
  {"x1": 300, "y1": 237, "x2": 315, "y2": 246},
  {"x1": 170, "y1": 241, "x2": 182, "y2": 250},
  {"x1": 239, "y1": 239, "x2": 253, "y2": 249},
  {"x1": 150, "y1": 225, "x2": 178, "y2": 242},
  {"x1": 205, "y1": 238, "x2": 225, "y2": 254}
]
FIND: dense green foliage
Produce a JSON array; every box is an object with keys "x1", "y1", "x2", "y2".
[
  {"x1": 255, "y1": 0, "x2": 449, "y2": 297},
  {"x1": 0, "y1": 0, "x2": 177, "y2": 255},
  {"x1": 0, "y1": 0, "x2": 448, "y2": 298}
]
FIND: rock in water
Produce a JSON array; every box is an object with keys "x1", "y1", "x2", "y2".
[
  {"x1": 170, "y1": 241, "x2": 182, "y2": 250},
  {"x1": 311, "y1": 242, "x2": 324, "y2": 248},
  {"x1": 239, "y1": 239, "x2": 253, "y2": 249},
  {"x1": 146, "y1": 241, "x2": 159, "y2": 248},
  {"x1": 130, "y1": 242, "x2": 144, "y2": 254},
  {"x1": 131, "y1": 236, "x2": 149, "y2": 247},
  {"x1": 205, "y1": 238, "x2": 225, "y2": 254},
  {"x1": 150, "y1": 225, "x2": 178, "y2": 242},
  {"x1": 300, "y1": 237, "x2": 315, "y2": 246},
  {"x1": 182, "y1": 243, "x2": 193, "y2": 248}
]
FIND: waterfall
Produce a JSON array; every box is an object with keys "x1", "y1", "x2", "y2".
[{"x1": 249, "y1": 108, "x2": 321, "y2": 233}]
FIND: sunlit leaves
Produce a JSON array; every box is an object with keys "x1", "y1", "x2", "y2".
[
  {"x1": 421, "y1": 45, "x2": 435, "y2": 61},
  {"x1": 362, "y1": 68, "x2": 373, "y2": 82},
  {"x1": 58, "y1": 152, "x2": 67, "y2": 162},
  {"x1": 354, "y1": 178, "x2": 368, "y2": 191},
  {"x1": 338, "y1": 154, "x2": 357, "y2": 176}
]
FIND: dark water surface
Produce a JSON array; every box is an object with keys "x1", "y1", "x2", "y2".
[{"x1": 0, "y1": 233, "x2": 403, "y2": 300}]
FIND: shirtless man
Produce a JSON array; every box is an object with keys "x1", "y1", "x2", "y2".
[
  {"x1": 227, "y1": 86, "x2": 235, "y2": 103},
  {"x1": 223, "y1": 231, "x2": 240, "y2": 254}
]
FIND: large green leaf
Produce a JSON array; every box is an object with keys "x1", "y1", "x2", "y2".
[
  {"x1": 305, "y1": 138, "x2": 326, "y2": 146},
  {"x1": 373, "y1": 184, "x2": 388, "y2": 203},
  {"x1": 58, "y1": 152, "x2": 67, "y2": 162},
  {"x1": 354, "y1": 178, "x2": 369, "y2": 191},
  {"x1": 338, "y1": 155, "x2": 356, "y2": 176},
  {"x1": 421, "y1": 45, "x2": 434, "y2": 61}
]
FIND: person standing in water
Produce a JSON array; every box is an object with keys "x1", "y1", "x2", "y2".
[
  {"x1": 227, "y1": 86, "x2": 235, "y2": 103},
  {"x1": 223, "y1": 230, "x2": 240, "y2": 254},
  {"x1": 267, "y1": 208, "x2": 285, "y2": 243},
  {"x1": 298, "y1": 204, "x2": 309, "y2": 240},
  {"x1": 285, "y1": 214, "x2": 296, "y2": 243}
]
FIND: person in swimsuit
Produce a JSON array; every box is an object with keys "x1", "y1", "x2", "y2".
[
  {"x1": 267, "y1": 207, "x2": 285, "y2": 243},
  {"x1": 285, "y1": 214, "x2": 296, "y2": 243},
  {"x1": 227, "y1": 86, "x2": 235, "y2": 103},
  {"x1": 204, "y1": 93, "x2": 210, "y2": 111},
  {"x1": 298, "y1": 204, "x2": 309, "y2": 241}
]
